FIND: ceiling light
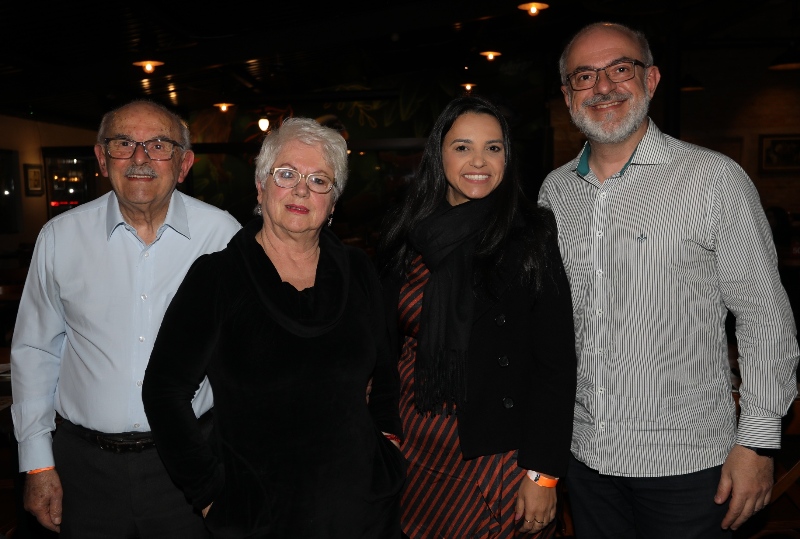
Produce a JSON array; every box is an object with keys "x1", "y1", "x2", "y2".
[
  {"x1": 461, "y1": 83, "x2": 476, "y2": 92},
  {"x1": 258, "y1": 117, "x2": 270, "y2": 131},
  {"x1": 132, "y1": 60, "x2": 164, "y2": 74},
  {"x1": 214, "y1": 103, "x2": 234, "y2": 112},
  {"x1": 517, "y1": 3, "x2": 549, "y2": 16},
  {"x1": 769, "y1": 45, "x2": 800, "y2": 70},
  {"x1": 480, "y1": 51, "x2": 501, "y2": 61}
]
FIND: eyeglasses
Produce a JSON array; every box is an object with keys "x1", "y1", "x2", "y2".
[
  {"x1": 566, "y1": 60, "x2": 648, "y2": 91},
  {"x1": 104, "y1": 137, "x2": 184, "y2": 160},
  {"x1": 269, "y1": 167, "x2": 335, "y2": 194}
]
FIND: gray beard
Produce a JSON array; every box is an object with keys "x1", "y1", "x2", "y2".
[{"x1": 571, "y1": 91, "x2": 650, "y2": 145}]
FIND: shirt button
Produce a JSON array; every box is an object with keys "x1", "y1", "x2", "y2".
[
  {"x1": 502, "y1": 397, "x2": 514, "y2": 409},
  {"x1": 596, "y1": 230, "x2": 604, "y2": 237},
  {"x1": 495, "y1": 314, "x2": 506, "y2": 326},
  {"x1": 497, "y1": 356, "x2": 510, "y2": 367},
  {"x1": 598, "y1": 387, "x2": 604, "y2": 395},
  {"x1": 140, "y1": 294, "x2": 147, "y2": 300},
  {"x1": 136, "y1": 380, "x2": 143, "y2": 387},
  {"x1": 139, "y1": 336, "x2": 145, "y2": 342},
  {"x1": 144, "y1": 252, "x2": 149, "y2": 258},
  {"x1": 599, "y1": 421, "x2": 606, "y2": 430},
  {"x1": 599, "y1": 192, "x2": 607, "y2": 199},
  {"x1": 596, "y1": 309, "x2": 603, "y2": 316},
  {"x1": 133, "y1": 423, "x2": 140, "y2": 429},
  {"x1": 595, "y1": 269, "x2": 603, "y2": 277}
]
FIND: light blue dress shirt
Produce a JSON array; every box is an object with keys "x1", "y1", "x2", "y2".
[{"x1": 11, "y1": 190, "x2": 241, "y2": 472}]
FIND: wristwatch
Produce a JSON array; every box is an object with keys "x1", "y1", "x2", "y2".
[{"x1": 742, "y1": 445, "x2": 779, "y2": 458}]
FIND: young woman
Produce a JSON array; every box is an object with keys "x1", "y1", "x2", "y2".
[{"x1": 378, "y1": 95, "x2": 577, "y2": 538}]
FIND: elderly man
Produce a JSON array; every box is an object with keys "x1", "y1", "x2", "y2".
[
  {"x1": 11, "y1": 100, "x2": 241, "y2": 538},
  {"x1": 538, "y1": 22, "x2": 799, "y2": 539}
]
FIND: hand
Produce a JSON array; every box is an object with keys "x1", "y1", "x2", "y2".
[
  {"x1": 23, "y1": 468, "x2": 63, "y2": 533},
  {"x1": 202, "y1": 502, "x2": 213, "y2": 518},
  {"x1": 515, "y1": 473, "x2": 557, "y2": 534},
  {"x1": 716, "y1": 444, "x2": 774, "y2": 530}
]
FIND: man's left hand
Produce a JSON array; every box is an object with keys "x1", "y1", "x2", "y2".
[{"x1": 716, "y1": 444, "x2": 774, "y2": 530}]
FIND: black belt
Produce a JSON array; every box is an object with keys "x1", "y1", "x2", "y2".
[{"x1": 63, "y1": 420, "x2": 156, "y2": 453}]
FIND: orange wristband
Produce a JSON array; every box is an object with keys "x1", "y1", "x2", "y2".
[
  {"x1": 526, "y1": 470, "x2": 558, "y2": 487},
  {"x1": 27, "y1": 466, "x2": 55, "y2": 475}
]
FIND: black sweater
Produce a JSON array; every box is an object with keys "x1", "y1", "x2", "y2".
[{"x1": 143, "y1": 219, "x2": 404, "y2": 538}]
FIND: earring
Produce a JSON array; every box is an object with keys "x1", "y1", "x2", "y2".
[
  {"x1": 255, "y1": 205, "x2": 262, "y2": 216},
  {"x1": 327, "y1": 214, "x2": 333, "y2": 227}
]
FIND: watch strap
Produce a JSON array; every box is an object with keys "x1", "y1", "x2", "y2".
[{"x1": 742, "y1": 445, "x2": 778, "y2": 458}]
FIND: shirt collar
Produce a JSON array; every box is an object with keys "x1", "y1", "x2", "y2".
[
  {"x1": 105, "y1": 190, "x2": 190, "y2": 240},
  {"x1": 574, "y1": 118, "x2": 669, "y2": 178}
]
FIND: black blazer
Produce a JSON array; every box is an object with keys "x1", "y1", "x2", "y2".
[{"x1": 383, "y1": 214, "x2": 577, "y2": 477}]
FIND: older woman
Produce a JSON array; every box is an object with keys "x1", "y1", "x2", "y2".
[
  {"x1": 378, "y1": 96, "x2": 576, "y2": 538},
  {"x1": 143, "y1": 117, "x2": 404, "y2": 538}
]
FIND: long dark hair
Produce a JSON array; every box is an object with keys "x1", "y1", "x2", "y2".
[{"x1": 378, "y1": 95, "x2": 555, "y2": 293}]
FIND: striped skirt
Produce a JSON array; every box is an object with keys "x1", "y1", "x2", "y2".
[{"x1": 397, "y1": 256, "x2": 549, "y2": 538}]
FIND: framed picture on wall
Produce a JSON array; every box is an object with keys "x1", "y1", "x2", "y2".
[
  {"x1": 23, "y1": 164, "x2": 44, "y2": 196},
  {"x1": 758, "y1": 134, "x2": 800, "y2": 175}
]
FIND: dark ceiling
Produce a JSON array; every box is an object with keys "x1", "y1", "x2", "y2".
[{"x1": 0, "y1": 0, "x2": 797, "y2": 132}]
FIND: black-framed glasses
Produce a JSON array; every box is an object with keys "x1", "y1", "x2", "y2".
[
  {"x1": 269, "y1": 167, "x2": 335, "y2": 194},
  {"x1": 104, "y1": 137, "x2": 184, "y2": 160},
  {"x1": 566, "y1": 60, "x2": 648, "y2": 91}
]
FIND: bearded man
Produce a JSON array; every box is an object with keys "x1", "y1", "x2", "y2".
[{"x1": 538, "y1": 22, "x2": 799, "y2": 539}]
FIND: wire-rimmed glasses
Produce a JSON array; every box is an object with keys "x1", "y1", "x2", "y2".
[{"x1": 269, "y1": 167, "x2": 335, "y2": 194}]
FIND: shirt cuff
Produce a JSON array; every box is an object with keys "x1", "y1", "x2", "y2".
[
  {"x1": 17, "y1": 435, "x2": 55, "y2": 473},
  {"x1": 735, "y1": 414, "x2": 783, "y2": 448}
]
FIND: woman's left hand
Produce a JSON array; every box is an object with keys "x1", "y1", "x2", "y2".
[{"x1": 515, "y1": 477, "x2": 557, "y2": 534}]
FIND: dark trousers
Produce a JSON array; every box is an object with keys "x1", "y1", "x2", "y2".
[
  {"x1": 53, "y1": 420, "x2": 209, "y2": 539},
  {"x1": 566, "y1": 455, "x2": 733, "y2": 539}
]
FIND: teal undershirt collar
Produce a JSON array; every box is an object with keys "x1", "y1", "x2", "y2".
[{"x1": 576, "y1": 143, "x2": 636, "y2": 178}]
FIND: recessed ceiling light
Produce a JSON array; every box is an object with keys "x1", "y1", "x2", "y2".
[
  {"x1": 517, "y1": 3, "x2": 549, "y2": 16},
  {"x1": 132, "y1": 60, "x2": 164, "y2": 74},
  {"x1": 480, "y1": 51, "x2": 501, "y2": 61}
]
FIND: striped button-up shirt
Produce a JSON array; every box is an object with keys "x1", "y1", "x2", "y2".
[{"x1": 538, "y1": 120, "x2": 799, "y2": 477}]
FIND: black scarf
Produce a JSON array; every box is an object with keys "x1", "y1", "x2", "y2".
[{"x1": 408, "y1": 194, "x2": 495, "y2": 415}]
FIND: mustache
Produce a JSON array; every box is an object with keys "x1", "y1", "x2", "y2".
[
  {"x1": 581, "y1": 90, "x2": 632, "y2": 108},
  {"x1": 124, "y1": 164, "x2": 157, "y2": 178}
]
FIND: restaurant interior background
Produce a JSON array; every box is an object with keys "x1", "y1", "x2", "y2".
[
  {"x1": 0, "y1": 0, "x2": 797, "y2": 276},
  {"x1": 0, "y1": 0, "x2": 799, "y2": 262}
]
